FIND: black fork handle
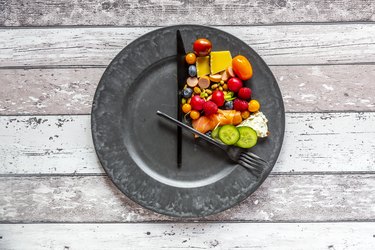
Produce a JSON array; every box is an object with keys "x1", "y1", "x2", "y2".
[{"x1": 156, "y1": 111, "x2": 226, "y2": 150}]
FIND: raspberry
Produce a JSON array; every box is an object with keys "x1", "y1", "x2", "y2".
[
  {"x1": 203, "y1": 101, "x2": 218, "y2": 115},
  {"x1": 233, "y1": 98, "x2": 248, "y2": 111},
  {"x1": 238, "y1": 87, "x2": 252, "y2": 100}
]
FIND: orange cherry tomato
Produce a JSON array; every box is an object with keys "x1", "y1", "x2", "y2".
[
  {"x1": 185, "y1": 53, "x2": 196, "y2": 64},
  {"x1": 190, "y1": 110, "x2": 200, "y2": 120},
  {"x1": 182, "y1": 103, "x2": 192, "y2": 113},
  {"x1": 241, "y1": 110, "x2": 250, "y2": 119},
  {"x1": 232, "y1": 55, "x2": 253, "y2": 80},
  {"x1": 248, "y1": 100, "x2": 260, "y2": 113}
]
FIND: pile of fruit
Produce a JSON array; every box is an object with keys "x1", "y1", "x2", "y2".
[{"x1": 180, "y1": 38, "x2": 268, "y2": 148}]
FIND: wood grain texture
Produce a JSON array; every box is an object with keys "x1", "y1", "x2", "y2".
[
  {"x1": 1, "y1": 24, "x2": 374, "y2": 67},
  {"x1": 1, "y1": 113, "x2": 375, "y2": 175},
  {"x1": 1, "y1": 65, "x2": 375, "y2": 115},
  {"x1": 0, "y1": 115, "x2": 102, "y2": 175},
  {"x1": 1, "y1": 0, "x2": 374, "y2": 26},
  {"x1": 1, "y1": 174, "x2": 375, "y2": 222},
  {"x1": 1, "y1": 222, "x2": 375, "y2": 250}
]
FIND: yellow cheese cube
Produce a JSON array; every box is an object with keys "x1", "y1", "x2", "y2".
[
  {"x1": 196, "y1": 56, "x2": 210, "y2": 77},
  {"x1": 210, "y1": 51, "x2": 232, "y2": 75}
]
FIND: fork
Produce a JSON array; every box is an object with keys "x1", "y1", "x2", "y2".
[{"x1": 156, "y1": 110, "x2": 269, "y2": 178}]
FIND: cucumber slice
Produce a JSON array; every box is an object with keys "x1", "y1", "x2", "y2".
[
  {"x1": 235, "y1": 126, "x2": 258, "y2": 149},
  {"x1": 218, "y1": 125, "x2": 240, "y2": 145},
  {"x1": 211, "y1": 126, "x2": 220, "y2": 139}
]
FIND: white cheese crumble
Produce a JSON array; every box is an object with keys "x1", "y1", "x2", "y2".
[{"x1": 237, "y1": 112, "x2": 269, "y2": 138}]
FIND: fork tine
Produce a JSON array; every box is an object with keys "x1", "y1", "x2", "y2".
[
  {"x1": 238, "y1": 159, "x2": 262, "y2": 178},
  {"x1": 237, "y1": 159, "x2": 263, "y2": 172},
  {"x1": 241, "y1": 153, "x2": 268, "y2": 166},
  {"x1": 246, "y1": 152, "x2": 268, "y2": 164},
  {"x1": 240, "y1": 153, "x2": 268, "y2": 172}
]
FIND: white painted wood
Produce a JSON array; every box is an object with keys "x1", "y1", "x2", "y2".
[
  {"x1": 0, "y1": 174, "x2": 374, "y2": 222},
  {"x1": 2, "y1": 0, "x2": 374, "y2": 26},
  {"x1": 0, "y1": 116, "x2": 102, "y2": 174},
  {"x1": 1, "y1": 65, "x2": 375, "y2": 115},
  {"x1": 1, "y1": 24, "x2": 374, "y2": 67},
  {"x1": 1, "y1": 222, "x2": 374, "y2": 250},
  {"x1": 1, "y1": 113, "x2": 374, "y2": 175}
]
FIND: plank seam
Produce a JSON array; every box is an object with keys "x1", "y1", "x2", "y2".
[
  {"x1": 1, "y1": 171, "x2": 375, "y2": 178},
  {"x1": 0, "y1": 21, "x2": 374, "y2": 29},
  {"x1": 2, "y1": 110, "x2": 375, "y2": 117},
  {"x1": 1, "y1": 62, "x2": 375, "y2": 70},
  {"x1": 1, "y1": 219, "x2": 375, "y2": 224}
]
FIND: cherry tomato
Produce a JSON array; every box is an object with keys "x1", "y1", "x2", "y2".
[
  {"x1": 232, "y1": 55, "x2": 253, "y2": 80},
  {"x1": 185, "y1": 53, "x2": 196, "y2": 64},
  {"x1": 182, "y1": 103, "x2": 192, "y2": 113},
  {"x1": 241, "y1": 110, "x2": 250, "y2": 119},
  {"x1": 248, "y1": 100, "x2": 260, "y2": 113},
  {"x1": 190, "y1": 110, "x2": 201, "y2": 120},
  {"x1": 193, "y1": 38, "x2": 212, "y2": 56}
]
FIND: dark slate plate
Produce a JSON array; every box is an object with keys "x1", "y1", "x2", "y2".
[{"x1": 91, "y1": 25, "x2": 285, "y2": 217}]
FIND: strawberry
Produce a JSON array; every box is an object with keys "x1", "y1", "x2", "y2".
[
  {"x1": 238, "y1": 87, "x2": 252, "y2": 100},
  {"x1": 190, "y1": 95, "x2": 205, "y2": 111},
  {"x1": 227, "y1": 77, "x2": 243, "y2": 93},
  {"x1": 233, "y1": 98, "x2": 248, "y2": 111},
  {"x1": 203, "y1": 101, "x2": 218, "y2": 115}
]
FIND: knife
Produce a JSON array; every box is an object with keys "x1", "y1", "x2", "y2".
[{"x1": 176, "y1": 30, "x2": 187, "y2": 168}]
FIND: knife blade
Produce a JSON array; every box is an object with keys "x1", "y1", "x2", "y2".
[{"x1": 176, "y1": 30, "x2": 187, "y2": 168}]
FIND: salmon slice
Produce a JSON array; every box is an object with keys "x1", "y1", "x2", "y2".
[
  {"x1": 192, "y1": 116, "x2": 214, "y2": 134},
  {"x1": 192, "y1": 109, "x2": 243, "y2": 134}
]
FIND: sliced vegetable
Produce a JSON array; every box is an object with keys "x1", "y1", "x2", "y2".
[
  {"x1": 211, "y1": 126, "x2": 220, "y2": 139},
  {"x1": 235, "y1": 126, "x2": 257, "y2": 149},
  {"x1": 218, "y1": 125, "x2": 240, "y2": 145}
]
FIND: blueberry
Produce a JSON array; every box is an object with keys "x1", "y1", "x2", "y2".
[
  {"x1": 181, "y1": 88, "x2": 193, "y2": 98},
  {"x1": 224, "y1": 100, "x2": 233, "y2": 110},
  {"x1": 188, "y1": 65, "x2": 197, "y2": 77}
]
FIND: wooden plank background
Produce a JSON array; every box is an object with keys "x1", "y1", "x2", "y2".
[
  {"x1": 1, "y1": 113, "x2": 375, "y2": 175},
  {"x1": 1, "y1": 65, "x2": 375, "y2": 115},
  {"x1": 1, "y1": 174, "x2": 375, "y2": 222},
  {"x1": 1, "y1": 0, "x2": 375, "y2": 248},
  {"x1": 1, "y1": 25, "x2": 374, "y2": 67},
  {"x1": 1, "y1": 0, "x2": 374, "y2": 26},
  {"x1": 1, "y1": 223, "x2": 375, "y2": 249}
]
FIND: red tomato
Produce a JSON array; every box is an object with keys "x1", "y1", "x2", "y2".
[
  {"x1": 232, "y1": 55, "x2": 253, "y2": 80},
  {"x1": 193, "y1": 38, "x2": 212, "y2": 56},
  {"x1": 211, "y1": 90, "x2": 225, "y2": 107}
]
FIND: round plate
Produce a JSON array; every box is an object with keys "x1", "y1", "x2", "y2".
[{"x1": 91, "y1": 25, "x2": 285, "y2": 217}]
